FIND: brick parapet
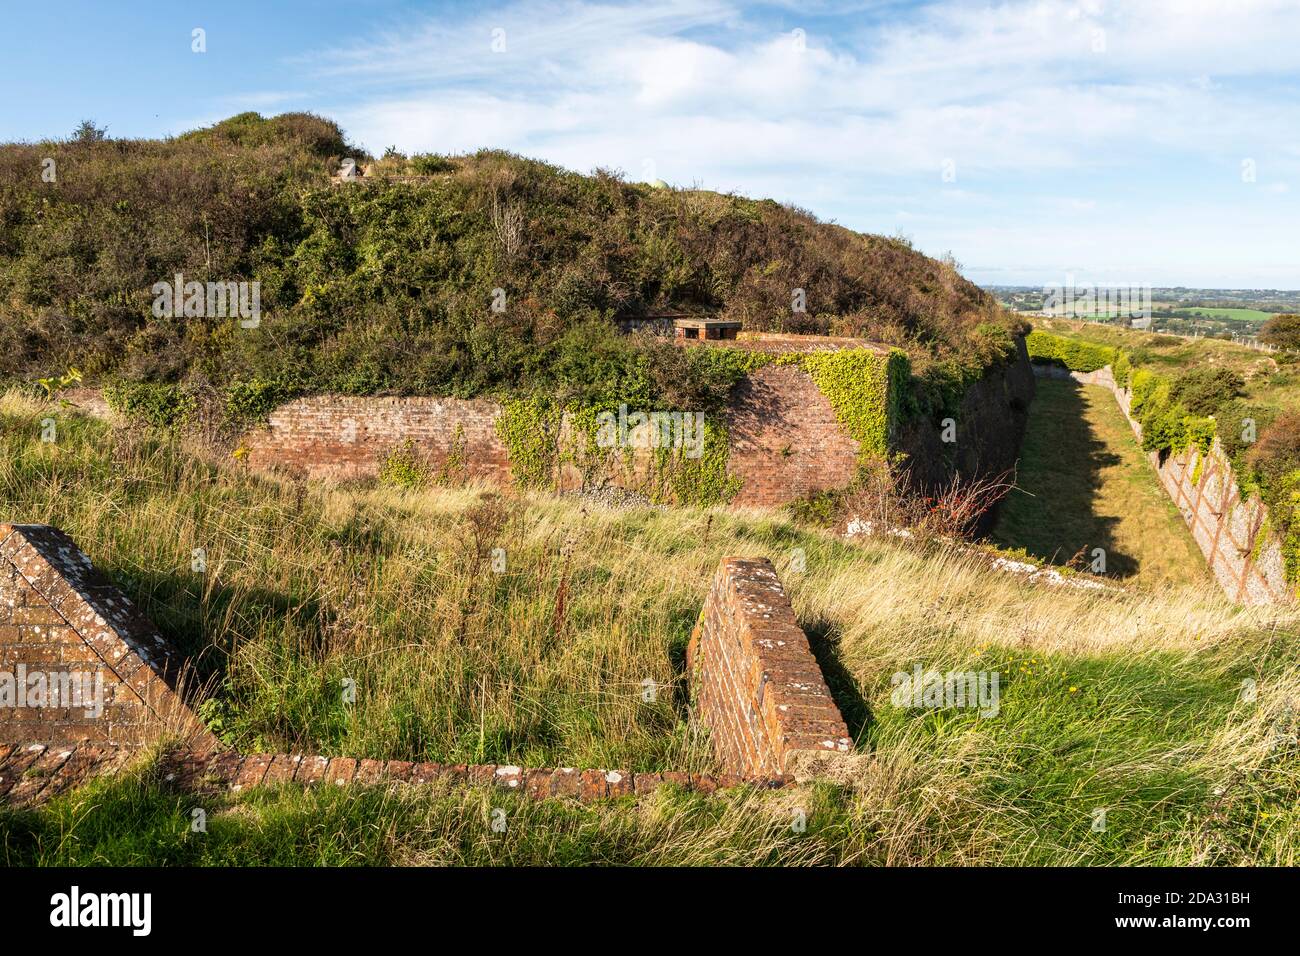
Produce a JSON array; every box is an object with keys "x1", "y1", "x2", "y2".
[
  {"x1": 687, "y1": 557, "x2": 853, "y2": 776},
  {"x1": 0, "y1": 524, "x2": 218, "y2": 750}
]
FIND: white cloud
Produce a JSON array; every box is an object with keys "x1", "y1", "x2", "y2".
[{"x1": 287, "y1": 0, "x2": 1300, "y2": 284}]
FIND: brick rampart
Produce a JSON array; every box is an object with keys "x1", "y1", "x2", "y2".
[
  {"x1": 687, "y1": 557, "x2": 853, "y2": 776},
  {"x1": 1031, "y1": 364, "x2": 1291, "y2": 604},
  {"x1": 239, "y1": 367, "x2": 865, "y2": 507},
  {"x1": 724, "y1": 364, "x2": 860, "y2": 507},
  {"x1": 244, "y1": 395, "x2": 511, "y2": 484},
  {"x1": 65, "y1": 336, "x2": 1034, "y2": 512},
  {"x1": 0, "y1": 524, "x2": 217, "y2": 749}
]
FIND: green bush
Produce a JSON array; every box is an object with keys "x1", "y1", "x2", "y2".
[
  {"x1": 378, "y1": 439, "x2": 430, "y2": 490},
  {"x1": 102, "y1": 379, "x2": 194, "y2": 430},
  {"x1": 1025, "y1": 331, "x2": 1114, "y2": 372},
  {"x1": 1113, "y1": 351, "x2": 1133, "y2": 388},
  {"x1": 1168, "y1": 367, "x2": 1245, "y2": 416},
  {"x1": 225, "y1": 377, "x2": 293, "y2": 427},
  {"x1": 1178, "y1": 415, "x2": 1216, "y2": 456},
  {"x1": 408, "y1": 154, "x2": 456, "y2": 175},
  {"x1": 1128, "y1": 368, "x2": 1164, "y2": 420},
  {"x1": 1216, "y1": 400, "x2": 1277, "y2": 465}
]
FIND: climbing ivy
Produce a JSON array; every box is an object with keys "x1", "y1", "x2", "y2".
[
  {"x1": 654, "y1": 417, "x2": 743, "y2": 506},
  {"x1": 378, "y1": 439, "x2": 430, "y2": 489},
  {"x1": 787, "y1": 347, "x2": 911, "y2": 463},
  {"x1": 495, "y1": 344, "x2": 910, "y2": 504},
  {"x1": 495, "y1": 397, "x2": 563, "y2": 489}
]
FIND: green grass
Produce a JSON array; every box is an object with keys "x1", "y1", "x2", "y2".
[
  {"x1": 1164, "y1": 307, "x2": 1275, "y2": 323},
  {"x1": 1, "y1": 389, "x2": 1298, "y2": 865},
  {"x1": 991, "y1": 378, "x2": 1209, "y2": 585},
  {"x1": 1035, "y1": 317, "x2": 1300, "y2": 413}
]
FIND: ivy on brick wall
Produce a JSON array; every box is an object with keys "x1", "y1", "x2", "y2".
[
  {"x1": 783, "y1": 347, "x2": 911, "y2": 464},
  {"x1": 495, "y1": 397, "x2": 563, "y2": 490},
  {"x1": 496, "y1": 396, "x2": 743, "y2": 506},
  {"x1": 653, "y1": 417, "x2": 743, "y2": 506}
]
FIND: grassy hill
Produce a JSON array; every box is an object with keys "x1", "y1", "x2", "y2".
[
  {"x1": 0, "y1": 112, "x2": 1017, "y2": 430},
  {"x1": 2, "y1": 389, "x2": 1296, "y2": 865}
]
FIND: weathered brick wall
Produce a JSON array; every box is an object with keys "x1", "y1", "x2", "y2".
[
  {"x1": 1032, "y1": 364, "x2": 1290, "y2": 604},
  {"x1": 687, "y1": 557, "x2": 852, "y2": 776},
  {"x1": 0, "y1": 742, "x2": 788, "y2": 807},
  {"x1": 75, "y1": 336, "x2": 1033, "y2": 513},
  {"x1": 894, "y1": 336, "x2": 1036, "y2": 530},
  {"x1": 725, "y1": 364, "x2": 860, "y2": 507},
  {"x1": 0, "y1": 524, "x2": 217, "y2": 748},
  {"x1": 244, "y1": 395, "x2": 511, "y2": 483},
  {"x1": 239, "y1": 365, "x2": 865, "y2": 507}
]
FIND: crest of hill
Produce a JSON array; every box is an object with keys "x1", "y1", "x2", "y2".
[{"x1": 0, "y1": 111, "x2": 1019, "y2": 414}]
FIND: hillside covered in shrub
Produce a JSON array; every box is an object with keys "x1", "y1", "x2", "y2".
[{"x1": 0, "y1": 112, "x2": 1017, "y2": 429}]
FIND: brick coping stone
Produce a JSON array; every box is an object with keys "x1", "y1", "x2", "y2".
[{"x1": 0, "y1": 742, "x2": 791, "y2": 808}]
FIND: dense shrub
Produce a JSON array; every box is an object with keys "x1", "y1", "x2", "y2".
[
  {"x1": 0, "y1": 111, "x2": 1018, "y2": 427},
  {"x1": 1260, "y1": 313, "x2": 1300, "y2": 350},
  {"x1": 225, "y1": 377, "x2": 293, "y2": 426},
  {"x1": 102, "y1": 379, "x2": 194, "y2": 429},
  {"x1": 1025, "y1": 331, "x2": 1114, "y2": 372},
  {"x1": 1168, "y1": 367, "x2": 1245, "y2": 416},
  {"x1": 1216, "y1": 400, "x2": 1277, "y2": 464}
]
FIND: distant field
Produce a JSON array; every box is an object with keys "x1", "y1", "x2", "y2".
[
  {"x1": 1158, "y1": 307, "x2": 1275, "y2": 323},
  {"x1": 993, "y1": 379, "x2": 1209, "y2": 587},
  {"x1": 1032, "y1": 317, "x2": 1300, "y2": 412}
]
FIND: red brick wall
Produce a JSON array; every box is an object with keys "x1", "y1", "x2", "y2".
[
  {"x1": 724, "y1": 365, "x2": 860, "y2": 507},
  {"x1": 240, "y1": 367, "x2": 863, "y2": 508},
  {"x1": 687, "y1": 557, "x2": 852, "y2": 776},
  {"x1": 0, "y1": 524, "x2": 216, "y2": 749},
  {"x1": 244, "y1": 395, "x2": 511, "y2": 483}
]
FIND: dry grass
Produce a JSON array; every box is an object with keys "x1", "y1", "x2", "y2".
[{"x1": 1, "y1": 389, "x2": 1297, "y2": 865}]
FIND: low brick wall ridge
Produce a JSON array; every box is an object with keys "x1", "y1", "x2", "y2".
[
  {"x1": 688, "y1": 557, "x2": 854, "y2": 776},
  {"x1": 0, "y1": 742, "x2": 790, "y2": 807}
]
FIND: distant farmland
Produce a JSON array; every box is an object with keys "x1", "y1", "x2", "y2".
[{"x1": 1159, "y1": 306, "x2": 1276, "y2": 323}]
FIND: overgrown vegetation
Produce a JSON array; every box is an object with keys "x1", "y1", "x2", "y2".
[
  {"x1": 2, "y1": 391, "x2": 1297, "y2": 866},
  {"x1": 0, "y1": 112, "x2": 1016, "y2": 433},
  {"x1": 1028, "y1": 326, "x2": 1300, "y2": 585}
]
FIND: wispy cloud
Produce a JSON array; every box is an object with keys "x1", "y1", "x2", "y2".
[{"x1": 279, "y1": 0, "x2": 1300, "y2": 284}]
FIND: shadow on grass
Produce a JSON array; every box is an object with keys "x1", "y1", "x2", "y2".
[
  {"x1": 992, "y1": 377, "x2": 1137, "y2": 576},
  {"x1": 803, "y1": 615, "x2": 873, "y2": 747}
]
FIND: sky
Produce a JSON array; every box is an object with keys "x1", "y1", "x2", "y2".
[{"x1": 4, "y1": 0, "x2": 1300, "y2": 288}]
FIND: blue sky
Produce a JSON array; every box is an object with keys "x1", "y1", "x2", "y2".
[{"x1": 5, "y1": 0, "x2": 1300, "y2": 287}]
